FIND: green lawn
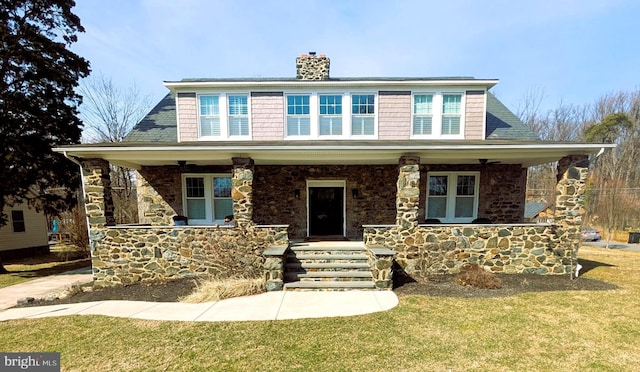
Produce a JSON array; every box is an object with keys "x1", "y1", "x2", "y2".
[
  {"x1": 0, "y1": 245, "x2": 90, "y2": 288},
  {"x1": 1, "y1": 246, "x2": 639, "y2": 371}
]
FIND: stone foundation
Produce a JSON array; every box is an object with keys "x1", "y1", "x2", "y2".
[{"x1": 90, "y1": 225, "x2": 288, "y2": 286}]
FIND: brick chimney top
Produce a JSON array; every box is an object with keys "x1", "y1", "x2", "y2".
[{"x1": 296, "y1": 52, "x2": 330, "y2": 80}]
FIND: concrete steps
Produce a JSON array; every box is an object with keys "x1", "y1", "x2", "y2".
[{"x1": 283, "y1": 241, "x2": 375, "y2": 291}]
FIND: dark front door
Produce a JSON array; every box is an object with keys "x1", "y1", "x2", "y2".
[{"x1": 308, "y1": 187, "x2": 344, "y2": 236}]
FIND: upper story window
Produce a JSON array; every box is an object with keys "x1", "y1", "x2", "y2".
[
  {"x1": 319, "y1": 95, "x2": 342, "y2": 136},
  {"x1": 286, "y1": 95, "x2": 311, "y2": 136},
  {"x1": 426, "y1": 172, "x2": 479, "y2": 223},
  {"x1": 351, "y1": 94, "x2": 375, "y2": 136},
  {"x1": 183, "y1": 174, "x2": 233, "y2": 224},
  {"x1": 228, "y1": 95, "x2": 249, "y2": 136},
  {"x1": 413, "y1": 94, "x2": 433, "y2": 135},
  {"x1": 412, "y1": 92, "x2": 464, "y2": 139},
  {"x1": 199, "y1": 96, "x2": 220, "y2": 137},
  {"x1": 198, "y1": 94, "x2": 250, "y2": 140},
  {"x1": 442, "y1": 94, "x2": 462, "y2": 135}
]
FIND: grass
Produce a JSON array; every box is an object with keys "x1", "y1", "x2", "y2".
[
  {"x1": 0, "y1": 244, "x2": 89, "y2": 288},
  {"x1": 1, "y1": 246, "x2": 639, "y2": 371},
  {"x1": 180, "y1": 277, "x2": 266, "y2": 303}
]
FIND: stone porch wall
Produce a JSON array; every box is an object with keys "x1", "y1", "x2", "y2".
[
  {"x1": 90, "y1": 225, "x2": 289, "y2": 286},
  {"x1": 364, "y1": 224, "x2": 569, "y2": 275}
]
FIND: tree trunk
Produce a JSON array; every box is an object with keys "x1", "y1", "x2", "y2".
[{"x1": 0, "y1": 257, "x2": 8, "y2": 274}]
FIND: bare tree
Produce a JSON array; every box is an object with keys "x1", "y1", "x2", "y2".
[{"x1": 78, "y1": 74, "x2": 154, "y2": 224}]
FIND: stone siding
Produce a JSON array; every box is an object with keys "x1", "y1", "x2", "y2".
[
  {"x1": 464, "y1": 90, "x2": 485, "y2": 139},
  {"x1": 91, "y1": 225, "x2": 289, "y2": 286},
  {"x1": 296, "y1": 53, "x2": 330, "y2": 80},
  {"x1": 251, "y1": 93, "x2": 284, "y2": 140},
  {"x1": 177, "y1": 93, "x2": 197, "y2": 142},
  {"x1": 364, "y1": 224, "x2": 568, "y2": 275},
  {"x1": 378, "y1": 91, "x2": 411, "y2": 139}
]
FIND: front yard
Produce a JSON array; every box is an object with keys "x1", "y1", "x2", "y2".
[{"x1": 1, "y1": 245, "x2": 639, "y2": 371}]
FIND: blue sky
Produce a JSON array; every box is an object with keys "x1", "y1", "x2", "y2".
[{"x1": 71, "y1": 0, "x2": 639, "y2": 114}]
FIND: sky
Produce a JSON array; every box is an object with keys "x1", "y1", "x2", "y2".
[{"x1": 70, "y1": 0, "x2": 640, "y2": 115}]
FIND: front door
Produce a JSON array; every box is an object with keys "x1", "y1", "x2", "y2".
[{"x1": 308, "y1": 186, "x2": 344, "y2": 236}]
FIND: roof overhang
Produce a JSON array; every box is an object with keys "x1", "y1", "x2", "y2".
[
  {"x1": 54, "y1": 141, "x2": 615, "y2": 170},
  {"x1": 163, "y1": 79, "x2": 499, "y2": 91}
]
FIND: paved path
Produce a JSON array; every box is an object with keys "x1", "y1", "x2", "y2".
[
  {"x1": 0, "y1": 267, "x2": 93, "y2": 311},
  {"x1": 0, "y1": 290, "x2": 398, "y2": 322},
  {"x1": 0, "y1": 266, "x2": 399, "y2": 322}
]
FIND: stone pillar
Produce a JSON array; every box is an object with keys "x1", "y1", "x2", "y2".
[
  {"x1": 232, "y1": 157, "x2": 254, "y2": 227},
  {"x1": 81, "y1": 159, "x2": 115, "y2": 228},
  {"x1": 135, "y1": 170, "x2": 176, "y2": 226},
  {"x1": 554, "y1": 155, "x2": 589, "y2": 276},
  {"x1": 396, "y1": 156, "x2": 421, "y2": 228}
]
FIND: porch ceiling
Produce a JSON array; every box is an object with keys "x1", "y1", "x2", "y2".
[{"x1": 54, "y1": 140, "x2": 614, "y2": 169}]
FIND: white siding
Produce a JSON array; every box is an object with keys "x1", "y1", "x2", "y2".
[{"x1": 0, "y1": 203, "x2": 48, "y2": 251}]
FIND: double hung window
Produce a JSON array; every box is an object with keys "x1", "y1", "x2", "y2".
[
  {"x1": 184, "y1": 175, "x2": 233, "y2": 224},
  {"x1": 198, "y1": 94, "x2": 250, "y2": 139},
  {"x1": 11, "y1": 210, "x2": 25, "y2": 233},
  {"x1": 351, "y1": 94, "x2": 375, "y2": 136},
  {"x1": 319, "y1": 95, "x2": 342, "y2": 135},
  {"x1": 426, "y1": 172, "x2": 478, "y2": 223},
  {"x1": 413, "y1": 94, "x2": 433, "y2": 135},
  {"x1": 442, "y1": 94, "x2": 462, "y2": 135},
  {"x1": 411, "y1": 92, "x2": 464, "y2": 138},
  {"x1": 286, "y1": 95, "x2": 311, "y2": 136}
]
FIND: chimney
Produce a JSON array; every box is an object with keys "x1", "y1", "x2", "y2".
[{"x1": 296, "y1": 52, "x2": 330, "y2": 80}]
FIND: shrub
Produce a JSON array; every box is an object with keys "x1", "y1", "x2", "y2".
[
  {"x1": 180, "y1": 277, "x2": 266, "y2": 303},
  {"x1": 455, "y1": 264, "x2": 502, "y2": 289}
]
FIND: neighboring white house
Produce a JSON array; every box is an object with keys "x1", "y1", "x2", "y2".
[{"x1": 0, "y1": 201, "x2": 49, "y2": 258}]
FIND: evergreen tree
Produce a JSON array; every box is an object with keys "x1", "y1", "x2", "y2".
[{"x1": 0, "y1": 0, "x2": 90, "y2": 271}]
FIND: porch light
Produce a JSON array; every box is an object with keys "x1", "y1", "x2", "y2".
[
  {"x1": 294, "y1": 189, "x2": 300, "y2": 199},
  {"x1": 352, "y1": 189, "x2": 359, "y2": 199},
  {"x1": 177, "y1": 160, "x2": 186, "y2": 167}
]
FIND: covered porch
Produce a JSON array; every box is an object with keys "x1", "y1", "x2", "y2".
[{"x1": 56, "y1": 141, "x2": 607, "y2": 288}]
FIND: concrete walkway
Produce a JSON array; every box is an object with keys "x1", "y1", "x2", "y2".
[
  {"x1": 0, "y1": 266, "x2": 94, "y2": 311},
  {"x1": 0, "y1": 266, "x2": 399, "y2": 322}
]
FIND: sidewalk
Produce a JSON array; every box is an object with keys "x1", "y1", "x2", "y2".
[
  {"x1": 0, "y1": 290, "x2": 399, "y2": 322},
  {"x1": 0, "y1": 266, "x2": 93, "y2": 311},
  {"x1": 0, "y1": 267, "x2": 399, "y2": 322}
]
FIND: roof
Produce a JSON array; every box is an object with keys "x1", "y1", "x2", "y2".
[
  {"x1": 524, "y1": 202, "x2": 550, "y2": 219},
  {"x1": 124, "y1": 91, "x2": 535, "y2": 143},
  {"x1": 54, "y1": 140, "x2": 613, "y2": 169},
  {"x1": 123, "y1": 94, "x2": 176, "y2": 142},
  {"x1": 485, "y1": 93, "x2": 538, "y2": 140}
]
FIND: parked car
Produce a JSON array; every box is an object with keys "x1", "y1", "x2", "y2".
[{"x1": 581, "y1": 227, "x2": 602, "y2": 241}]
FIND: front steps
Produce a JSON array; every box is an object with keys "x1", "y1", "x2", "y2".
[{"x1": 283, "y1": 241, "x2": 375, "y2": 291}]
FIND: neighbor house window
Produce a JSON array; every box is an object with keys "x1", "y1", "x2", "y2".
[
  {"x1": 11, "y1": 210, "x2": 25, "y2": 233},
  {"x1": 413, "y1": 94, "x2": 433, "y2": 135},
  {"x1": 351, "y1": 94, "x2": 375, "y2": 136},
  {"x1": 228, "y1": 95, "x2": 249, "y2": 136},
  {"x1": 426, "y1": 172, "x2": 478, "y2": 223},
  {"x1": 183, "y1": 175, "x2": 233, "y2": 224},
  {"x1": 319, "y1": 95, "x2": 342, "y2": 135},
  {"x1": 199, "y1": 95, "x2": 220, "y2": 137},
  {"x1": 441, "y1": 94, "x2": 462, "y2": 135},
  {"x1": 287, "y1": 95, "x2": 310, "y2": 136}
]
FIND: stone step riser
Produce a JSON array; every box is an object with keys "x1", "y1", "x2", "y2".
[{"x1": 284, "y1": 276, "x2": 373, "y2": 282}]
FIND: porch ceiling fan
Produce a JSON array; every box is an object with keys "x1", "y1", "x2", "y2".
[{"x1": 478, "y1": 158, "x2": 500, "y2": 165}]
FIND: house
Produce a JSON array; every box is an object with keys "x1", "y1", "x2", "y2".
[
  {"x1": 54, "y1": 53, "x2": 613, "y2": 289},
  {"x1": 0, "y1": 201, "x2": 49, "y2": 259},
  {"x1": 524, "y1": 202, "x2": 554, "y2": 224}
]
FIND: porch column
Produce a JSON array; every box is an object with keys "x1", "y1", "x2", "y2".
[
  {"x1": 232, "y1": 157, "x2": 254, "y2": 227},
  {"x1": 81, "y1": 159, "x2": 116, "y2": 228},
  {"x1": 396, "y1": 156, "x2": 421, "y2": 228},
  {"x1": 554, "y1": 155, "x2": 589, "y2": 275}
]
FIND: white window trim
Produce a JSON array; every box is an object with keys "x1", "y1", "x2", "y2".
[
  {"x1": 182, "y1": 173, "x2": 233, "y2": 225},
  {"x1": 411, "y1": 91, "x2": 465, "y2": 140},
  {"x1": 283, "y1": 90, "x2": 378, "y2": 140},
  {"x1": 425, "y1": 171, "x2": 479, "y2": 223},
  {"x1": 197, "y1": 93, "x2": 252, "y2": 141}
]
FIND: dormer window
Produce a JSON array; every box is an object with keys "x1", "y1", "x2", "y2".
[
  {"x1": 197, "y1": 94, "x2": 251, "y2": 139},
  {"x1": 412, "y1": 92, "x2": 464, "y2": 139},
  {"x1": 442, "y1": 94, "x2": 462, "y2": 135},
  {"x1": 286, "y1": 95, "x2": 311, "y2": 136},
  {"x1": 351, "y1": 94, "x2": 375, "y2": 136},
  {"x1": 199, "y1": 96, "x2": 220, "y2": 136}
]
